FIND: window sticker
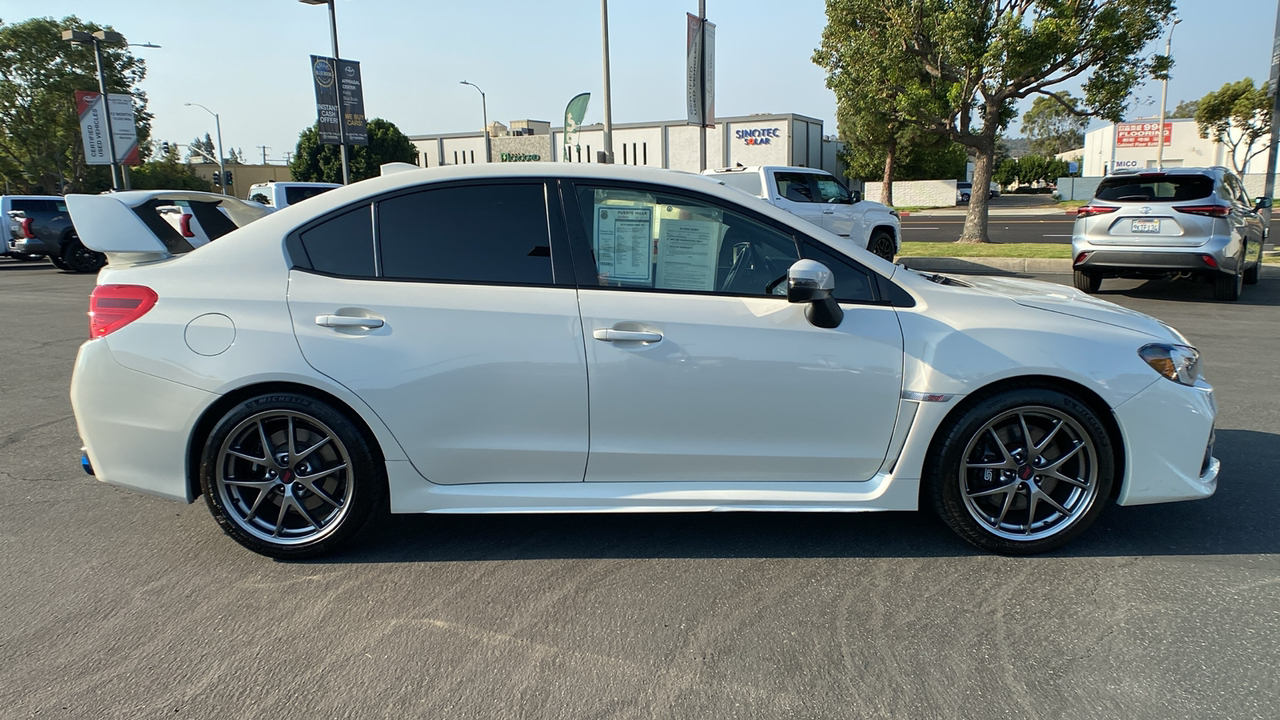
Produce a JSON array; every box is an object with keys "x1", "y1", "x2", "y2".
[
  {"x1": 656, "y1": 217, "x2": 722, "y2": 292},
  {"x1": 593, "y1": 204, "x2": 654, "y2": 284}
]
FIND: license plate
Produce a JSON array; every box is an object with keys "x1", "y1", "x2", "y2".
[{"x1": 1131, "y1": 219, "x2": 1160, "y2": 233}]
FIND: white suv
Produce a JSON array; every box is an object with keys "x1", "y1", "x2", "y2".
[{"x1": 703, "y1": 166, "x2": 900, "y2": 260}]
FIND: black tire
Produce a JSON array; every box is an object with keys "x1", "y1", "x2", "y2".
[
  {"x1": 1073, "y1": 270, "x2": 1101, "y2": 293},
  {"x1": 1212, "y1": 261, "x2": 1242, "y2": 302},
  {"x1": 1243, "y1": 244, "x2": 1261, "y2": 285},
  {"x1": 62, "y1": 235, "x2": 105, "y2": 274},
  {"x1": 925, "y1": 387, "x2": 1115, "y2": 555},
  {"x1": 48, "y1": 254, "x2": 71, "y2": 271},
  {"x1": 199, "y1": 393, "x2": 385, "y2": 559},
  {"x1": 869, "y1": 231, "x2": 897, "y2": 262}
]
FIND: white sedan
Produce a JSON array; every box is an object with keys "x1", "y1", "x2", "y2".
[{"x1": 66, "y1": 165, "x2": 1218, "y2": 558}]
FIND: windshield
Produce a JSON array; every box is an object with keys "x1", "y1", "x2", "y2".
[{"x1": 1094, "y1": 175, "x2": 1214, "y2": 202}]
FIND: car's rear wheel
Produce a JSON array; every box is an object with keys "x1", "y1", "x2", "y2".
[
  {"x1": 926, "y1": 387, "x2": 1115, "y2": 555},
  {"x1": 869, "y1": 231, "x2": 896, "y2": 262},
  {"x1": 1073, "y1": 270, "x2": 1101, "y2": 293},
  {"x1": 199, "y1": 393, "x2": 385, "y2": 559},
  {"x1": 62, "y1": 235, "x2": 105, "y2": 274},
  {"x1": 1213, "y1": 258, "x2": 1243, "y2": 302}
]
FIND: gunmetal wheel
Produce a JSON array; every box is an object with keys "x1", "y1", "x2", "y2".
[
  {"x1": 927, "y1": 388, "x2": 1114, "y2": 554},
  {"x1": 62, "y1": 236, "x2": 105, "y2": 273},
  {"x1": 869, "y1": 232, "x2": 896, "y2": 262},
  {"x1": 199, "y1": 394, "x2": 384, "y2": 558}
]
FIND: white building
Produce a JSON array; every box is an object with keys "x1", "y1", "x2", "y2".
[
  {"x1": 1082, "y1": 117, "x2": 1270, "y2": 176},
  {"x1": 409, "y1": 112, "x2": 846, "y2": 177}
]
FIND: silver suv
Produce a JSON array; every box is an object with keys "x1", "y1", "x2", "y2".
[{"x1": 1071, "y1": 167, "x2": 1268, "y2": 301}]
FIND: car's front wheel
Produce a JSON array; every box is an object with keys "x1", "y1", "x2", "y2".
[
  {"x1": 869, "y1": 231, "x2": 896, "y2": 262},
  {"x1": 199, "y1": 393, "x2": 385, "y2": 559},
  {"x1": 926, "y1": 387, "x2": 1115, "y2": 554}
]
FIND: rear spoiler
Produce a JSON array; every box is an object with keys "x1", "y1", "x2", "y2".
[{"x1": 65, "y1": 191, "x2": 272, "y2": 264}]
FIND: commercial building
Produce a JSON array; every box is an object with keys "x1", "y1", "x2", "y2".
[
  {"x1": 1081, "y1": 117, "x2": 1270, "y2": 176},
  {"x1": 408, "y1": 112, "x2": 845, "y2": 177}
]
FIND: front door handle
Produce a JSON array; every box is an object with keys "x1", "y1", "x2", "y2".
[
  {"x1": 316, "y1": 314, "x2": 384, "y2": 329},
  {"x1": 592, "y1": 328, "x2": 662, "y2": 343}
]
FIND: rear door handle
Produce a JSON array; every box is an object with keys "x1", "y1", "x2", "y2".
[
  {"x1": 592, "y1": 328, "x2": 662, "y2": 343},
  {"x1": 315, "y1": 315, "x2": 384, "y2": 329}
]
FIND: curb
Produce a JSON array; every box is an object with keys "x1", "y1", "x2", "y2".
[{"x1": 898, "y1": 256, "x2": 1280, "y2": 277}]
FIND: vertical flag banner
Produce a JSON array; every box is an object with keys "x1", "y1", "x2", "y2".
[
  {"x1": 311, "y1": 55, "x2": 342, "y2": 145},
  {"x1": 337, "y1": 59, "x2": 368, "y2": 145},
  {"x1": 686, "y1": 14, "x2": 716, "y2": 129},
  {"x1": 563, "y1": 93, "x2": 591, "y2": 160},
  {"x1": 75, "y1": 90, "x2": 139, "y2": 165}
]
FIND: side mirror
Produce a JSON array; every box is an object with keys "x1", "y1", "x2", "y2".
[
  {"x1": 1255, "y1": 197, "x2": 1272, "y2": 210},
  {"x1": 850, "y1": 189, "x2": 862, "y2": 204},
  {"x1": 786, "y1": 259, "x2": 843, "y2": 329}
]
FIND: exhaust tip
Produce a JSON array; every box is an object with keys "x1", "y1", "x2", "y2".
[{"x1": 81, "y1": 451, "x2": 94, "y2": 476}]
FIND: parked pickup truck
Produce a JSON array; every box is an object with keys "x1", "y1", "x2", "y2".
[{"x1": 702, "y1": 166, "x2": 900, "y2": 261}]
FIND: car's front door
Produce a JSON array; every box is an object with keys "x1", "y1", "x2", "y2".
[
  {"x1": 809, "y1": 172, "x2": 863, "y2": 240},
  {"x1": 563, "y1": 181, "x2": 905, "y2": 484},
  {"x1": 769, "y1": 170, "x2": 826, "y2": 230},
  {"x1": 287, "y1": 180, "x2": 589, "y2": 485}
]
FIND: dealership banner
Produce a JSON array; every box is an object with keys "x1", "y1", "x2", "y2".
[
  {"x1": 311, "y1": 55, "x2": 342, "y2": 144},
  {"x1": 75, "y1": 90, "x2": 139, "y2": 165},
  {"x1": 336, "y1": 59, "x2": 368, "y2": 145},
  {"x1": 685, "y1": 13, "x2": 715, "y2": 128},
  {"x1": 563, "y1": 92, "x2": 590, "y2": 159},
  {"x1": 1116, "y1": 122, "x2": 1172, "y2": 148}
]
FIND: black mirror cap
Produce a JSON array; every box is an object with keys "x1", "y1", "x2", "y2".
[
  {"x1": 851, "y1": 190, "x2": 862, "y2": 204},
  {"x1": 805, "y1": 296, "x2": 844, "y2": 329},
  {"x1": 1256, "y1": 197, "x2": 1273, "y2": 210},
  {"x1": 787, "y1": 279, "x2": 831, "y2": 304}
]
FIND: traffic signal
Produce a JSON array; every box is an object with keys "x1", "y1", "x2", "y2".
[
  {"x1": 160, "y1": 141, "x2": 171, "y2": 155},
  {"x1": 224, "y1": 170, "x2": 233, "y2": 186},
  {"x1": 211, "y1": 171, "x2": 221, "y2": 185}
]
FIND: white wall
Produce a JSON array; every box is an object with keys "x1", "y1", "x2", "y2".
[
  {"x1": 865, "y1": 179, "x2": 958, "y2": 207},
  {"x1": 1080, "y1": 118, "x2": 1274, "y2": 176}
]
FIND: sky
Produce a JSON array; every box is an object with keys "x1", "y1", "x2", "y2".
[{"x1": 0, "y1": 0, "x2": 1274, "y2": 164}]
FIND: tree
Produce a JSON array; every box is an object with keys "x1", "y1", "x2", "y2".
[
  {"x1": 1169, "y1": 99, "x2": 1198, "y2": 119},
  {"x1": 992, "y1": 157, "x2": 1019, "y2": 187},
  {"x1": 0, "y1": 16, "x2": 151, "y2": 194},
  {"x1": 187, "y1": 133, "x2": 216, "y2": 163},
  {"x1": 1195, "y1": 78, "x2": 1271, "y2": 175},
  {"x1": 815, "y1": 0, "x2": 1171, "y2": 242},
  {"x1": 837, "y1": 109, "x2": 968, "y2": 190},
  {"x1": 1022, "y1": 92, "x2": 1087, "y2": 156},
  {"x1": 227, "y1": 147, "x2": 246, "y2": 164},
  {"x1": 129, "y1": 157, "x2": 213, "y2": 191},
  {"x1": 290, "y1": 118, "x2": 417, "y2": 184}
]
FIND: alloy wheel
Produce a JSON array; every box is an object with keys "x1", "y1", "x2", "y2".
[{"x1": 958, "y1": 405, "x2": 1100, "y2": 542}]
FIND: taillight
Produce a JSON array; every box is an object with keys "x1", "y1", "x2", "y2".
[
  {"x1": 89, "y1": 284, "x2": 158, "y2": 339},
  {"x1": 1174, "y1": 205, "x2": 1230, "y2": 218},
  {"x1": 179, "y1": 214, "x2": 194, "y2": 238},
  {"x1": 21, "y1": 217, "x2": 35, "y2": 238},
  {"x1": 1076, "y1": 205, "x2": 1119, "y2": 218}
]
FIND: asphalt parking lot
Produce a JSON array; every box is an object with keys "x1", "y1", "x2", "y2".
[
  {"x1": 901, "y1": 214, "x2": 1077, "y2": 244},
  {"x1": 2, "y1": 259, "x2": 1278, "y2": 719}
]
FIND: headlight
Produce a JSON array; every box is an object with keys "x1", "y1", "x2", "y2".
[{"x1": 1138, "y1": 343, "x2": 1201, "y2": 386}]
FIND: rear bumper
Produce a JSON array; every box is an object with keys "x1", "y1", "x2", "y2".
[
  {"x1": 1114, "y1": 376, "x2": 1217, "y2": 506},
  {"x1": 1073, "y1": 249, "x2": 1232, "y2": 275},
  {"x1": 8, "y1": 237, "x2": 58, "y2": 255},
  {"x1": 71, "y1": 339, "x2": 215, "y2": 503}
]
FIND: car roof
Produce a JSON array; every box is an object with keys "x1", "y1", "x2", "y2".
[{"x1": 703, "y1": 165, "x2": 832, "y2": 175}]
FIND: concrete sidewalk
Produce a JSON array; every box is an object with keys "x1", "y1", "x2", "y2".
[{"x1": 898, "y1": 256, "x2": 1280, "y2": 277}]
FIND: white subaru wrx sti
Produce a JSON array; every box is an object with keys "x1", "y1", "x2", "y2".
[{"x1": 67, "y1": 164, "x2": 1218, "y2": 558}]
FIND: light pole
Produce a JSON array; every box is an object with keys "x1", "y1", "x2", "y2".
[
  {"x1": 299, "y1": 0, "x2": 350, "y2": 184},
  {"x1": 185, "y1": 103, "x2": 226, "y2": 195},
  {"x1": 62, "y1": 29, "x2": 129, "y2": 190},
  {"x1": 460, "y1": 81, "x2": 491, "y2": 163},
  {"x1": 600, "y1": 0, "x2": 614, "y2": 163},
  {"x1": 1156, "y1": 15, "x2": 1181, "y2": 170}
]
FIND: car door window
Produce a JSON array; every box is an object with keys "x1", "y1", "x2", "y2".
[
  {"x1": 774, "y1": 172, "x2": 816, "y2": 203},
  {"x1": 292, "y1": 204, "x2": 376, "y2": 278},
  {"x1": 572, "y1": 185, "x2": 800, "y2": 296},
  {"x1": 799, "y1": 241, "x2": 878, "y2": 303},
  {"x1": 377, "y1": 183, "x2": 553, "y2": 285},
  {"x1": 812, "y1": 175, "x2": 851, "y2": 204}
]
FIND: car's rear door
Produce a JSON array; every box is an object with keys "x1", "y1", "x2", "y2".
[
  {"x1": 286, "y1": 179, "x2": 590, "y2": 485},
  {"x1": 768, "y1": 170, "x2": 826, "y2": 230}
]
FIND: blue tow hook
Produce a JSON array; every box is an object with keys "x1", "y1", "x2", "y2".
[{"x1": 81, "y1": 451, "x2": 94, "y2": 476}]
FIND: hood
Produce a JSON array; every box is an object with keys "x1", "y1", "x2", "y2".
[{"x1": 942, "y1": 273, "x2": 1182, "y2": 342}]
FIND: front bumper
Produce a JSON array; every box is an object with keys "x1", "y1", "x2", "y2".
[
  {"x1": 71, "y1": 339, "x2": 216, "y2": 503},
  {"x1": 1114, "y1": 376, "x2": 1218, "y2": 506}
]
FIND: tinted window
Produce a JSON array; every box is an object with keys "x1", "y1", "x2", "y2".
[
  {"x1": 574, "y1": 185, "x2": 799, "y2": 296},
  {"x1": 12, "y1": 199, "x2": 56, "y2": 214},
  {"x1": 711, "y1": 172, "x2": 763, "y2": 196},
  {"x1": 800, "y1": 241, "x2": 877, "y2": 303},
  {"x1": 378, "y1": 183, "x2": 553, "y2": 285},
  {"x1": 774, "y1": 172, "x2": 815, "y2": 202},
  {"x1": 297, "y1": 205, "x2": 375, "y2": 277},
  {"x1": 1095, "y1": 175, "x2": 1214, "y2": 202},
  {"x1": 285, "y1": 185, "x2": 336, "y2": 206}
]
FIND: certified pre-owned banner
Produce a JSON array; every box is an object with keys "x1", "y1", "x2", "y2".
[
  {"x1": 75, "y1": 90, "x2": 140, "y2": 165},
  {"x1": 336, "y1": 59, "x2": 368, "y2": 146},
  {"x1": 685, "y1": 13, "x2": 715, "y2": 128},
  {"x1": 311, "y1": 55, "x2": 342, "y2": 145}
]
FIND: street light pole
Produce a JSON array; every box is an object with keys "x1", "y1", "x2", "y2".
[
  {"x1": 185, "y1": 103, "x2": 226, "y2": 195},
  {"x1": 1156, "y1": 16, "x2": 1180, "y2": 171},
  {"x1": 460, "y1": 81, "x2": 490, "y2": 163},
  {"x1": 601, "y1": 0, "x2": 614, "y2": 163},
  {"x1": 300, "y1": 0, "x2": 350, "y2": 184}
]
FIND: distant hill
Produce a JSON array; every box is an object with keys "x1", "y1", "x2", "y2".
[{"x1": 999, "y1": 136, "x2": 1032, "y2": 158}]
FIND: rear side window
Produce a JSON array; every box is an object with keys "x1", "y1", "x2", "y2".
[
  {"x1": 774, "y1": 172, "x2": 815, "y2": 202},
  {"x1": 1095, "y1": 175, "x2": 1214, "y2": 202},
  {"x1": 12, "y1": 199, "x2": 56, "y2": 214},
  {"x1": 377, "y1": 183, "x2": 553, "y2": 285},
  {"x1": 296, "y1": 205, "x2": 375, "y2": 277},
  {"x1": 285, "y1": 185, "x2": 336, "y2": 206}
]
